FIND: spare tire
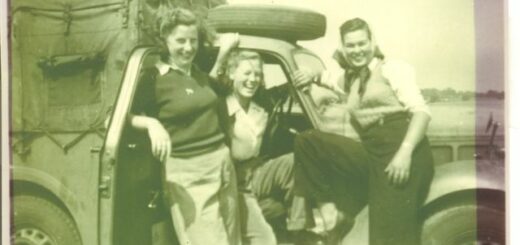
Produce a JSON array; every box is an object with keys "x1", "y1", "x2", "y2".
[{"x1": 207, "y1": 4, "x2": 326, "y2": 41}]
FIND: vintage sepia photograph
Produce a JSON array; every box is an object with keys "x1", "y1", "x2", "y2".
[{"x1": 1, "y1": 0, "x2": 507, "y2": 244}]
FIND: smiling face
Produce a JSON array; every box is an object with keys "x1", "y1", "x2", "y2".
[
  {"x1": 341, "y1": 29, "x2": 375, "y2": 67},
  {"x1": 230, "y1": 59, "x2": 263, "y2": 100},
  {"x1": 164, "y1": 24, "x2": 198, "y2": 70}
]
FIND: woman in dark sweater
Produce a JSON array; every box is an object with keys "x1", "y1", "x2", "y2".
[{"x1": 131, "y1": 8, "x2": 240, "y2": 245}]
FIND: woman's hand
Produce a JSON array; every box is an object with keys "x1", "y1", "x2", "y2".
[
  {"x1": 384, "y1": 111, "x2": 430, "y2": 186},
  {"x1": 146, "y1": 118, "x2": 171, "y2": 163},
  {"x1": 219, "y1": 32, "x2": 240, "y2": 53},
  {"x1": 293, "y1": 69, "x2": 316, "y2": 89},
  {"x1": 210, "y1": 33, "x2": 240, "y2": 79},
  {"x1": 384, "y1": 146, "x2": 413, "y2": 186}
]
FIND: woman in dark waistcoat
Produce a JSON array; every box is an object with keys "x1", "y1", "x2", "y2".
[{"x1": 293, "y1": 18, "x2": 434, "y2": 245}]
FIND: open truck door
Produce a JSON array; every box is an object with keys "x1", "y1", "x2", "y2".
[{"x1": 99, "y1": 47, "x2": 176, "y2": 245}]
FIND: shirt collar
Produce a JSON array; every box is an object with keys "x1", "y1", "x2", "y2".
[
  {"x1": 368, "y1": 57, "x2": 381, "y2": 71},
  {"x1": 156, "y1": 60, "x2": 191, "y2": 76},
  {"x1": 226, "y1": 95, "x2": 242, "y2": 117},
  {"x1": 226, "y1": 94, "x2": 263, "y2": 117}
]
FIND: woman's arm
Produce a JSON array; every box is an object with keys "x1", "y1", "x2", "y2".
[
  {"x1": 130, "y1": 115, "x2": 171, "y2": 163},
  {"x1": 209, "y1": 33, "x2": 240, "y2": 80},
  {"x1": 401, "y1": 112, "x2": 431, "y2": 149},
  {"x1": 383, "y1": 60, "x2": 431, "y2": 185},
  {"x1": 130, "y1": 68, "x2": 170, "y2": 162},
  {"x1": 293, "y1": 69, "x2": 346, "y2": 95},
  {"x1": 384, "y1": 112, "x2": 430, "y2": 185}
]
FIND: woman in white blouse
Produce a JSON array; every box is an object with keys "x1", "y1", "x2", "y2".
[{"x1": 220, "y1": 50, "x2": 296, "y2": 245}]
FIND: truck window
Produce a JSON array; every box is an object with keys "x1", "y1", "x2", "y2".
[{"x1": 292, "y1": 50, "x2": 359, "y2": 139}]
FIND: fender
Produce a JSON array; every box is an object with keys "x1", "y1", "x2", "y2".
[
  {"x1": 12, "y1": 165, "x2": 84, "y2": 243},
  {"x1": 425, "y1": 159, "x2": 505, "y2": 205},
  {"x1": 342, "y1": 159, "x2": 504, "y2": 244}
]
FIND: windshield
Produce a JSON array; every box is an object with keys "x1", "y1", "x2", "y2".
[
  {"x1": 293, "y1": 51, "x2": 325, "y2": 76},
  {"x1": 293, "y1": 50, "x2": 360, "y2": 139}
]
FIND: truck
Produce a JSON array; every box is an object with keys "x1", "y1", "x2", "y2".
[{"x1": 9, "y1": 2, "x2": 505, "y2": 245}]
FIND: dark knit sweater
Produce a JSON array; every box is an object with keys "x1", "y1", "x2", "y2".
[{"x1": 132, "y1": 64, "x2": 225, "y2": 157}]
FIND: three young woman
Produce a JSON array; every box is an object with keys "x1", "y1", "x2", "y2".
[{"x1": 131, "y1": 7, "x2": 432, "y2": 244}]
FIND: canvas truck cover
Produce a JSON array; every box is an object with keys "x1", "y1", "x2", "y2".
[{"x1": 10, "y1": 0, "x2": 225, "y2": 133}]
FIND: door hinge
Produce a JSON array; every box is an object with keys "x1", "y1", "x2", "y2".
[{"x1": 99, "y1": 175, "x2": 112, "y2": 198}]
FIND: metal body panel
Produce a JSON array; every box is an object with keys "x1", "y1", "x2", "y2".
[
  {"x1": 98, "y1": 46, "x2": 159, "y2": 245},
  {"x1": 11, "y1": 133, "x2": 102, "y2": 245}
]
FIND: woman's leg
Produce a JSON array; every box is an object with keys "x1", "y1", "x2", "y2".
[
  {"x1": 164, "y1": 147, "x2": 241, "y2": 245},
  {"x1": 239, "y1": 193, "x2": 277, "y2": 245},
  {"x1": 364, "y1": 125, "x2": 434, "y2": 245},
  {"x1": 219, "y1": 150, "x2": 242, "y2": 245},
  {"x1": 293, "y1": 130, "x2": 370, "y2": 230},
  {"x1": 251, "y1": 153, "x2": 294, "y2": 219}
]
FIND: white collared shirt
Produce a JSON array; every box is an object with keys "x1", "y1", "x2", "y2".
[
  {"x1": 320, "y1": 58, "x2": 430, "y2": 116},
  {"x1": 155, "y1": 60, "x2": 191, "y2": 76},
  {"x1": 227, "y1": 95, "x2": 268, "y2": 161}
]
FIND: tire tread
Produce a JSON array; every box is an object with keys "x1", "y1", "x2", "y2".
[
  {"x1": 13, "y1": 195, "x2": 82, "y2": 245},
  {"x1": 208, "y1": 4, "x2": 326, "y2": 40}
]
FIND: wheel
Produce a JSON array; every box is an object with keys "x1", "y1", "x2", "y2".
[
  {"x1": 12, "y1": 195, "x2": 82, "y2": 245},
  {"x1": 421, "y1": 203, "x2": 505, "y2": 245},
  {"x1": 207, "y1": 4, "x2": 326, "y2": 41}
]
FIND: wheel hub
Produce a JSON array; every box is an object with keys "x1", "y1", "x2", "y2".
[{"x1": 13, "y1": 227, "x2": 56, "y2": 245}]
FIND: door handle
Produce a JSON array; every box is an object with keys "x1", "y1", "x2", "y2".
[
  {"x1": 91, "y1": 146, "x2": 102, "y2": 153},
  {"x1": 148, "y1": 191, "x2": 161, "y2": 209}
]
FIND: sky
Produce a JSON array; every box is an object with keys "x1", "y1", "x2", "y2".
[{"x1": 227, "y1": 0, "x2": 505, "y2": 92}]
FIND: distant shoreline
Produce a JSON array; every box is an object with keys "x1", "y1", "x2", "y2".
[{"x1": 421, "y1": 88, "x2": 504, "y2": 103}]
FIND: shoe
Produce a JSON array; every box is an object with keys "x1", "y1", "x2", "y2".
[
  {"x1": 292, "y1": 230, "x2": 327, "y2": 245},
  {"x1": 323, "y1": 211, "x2": 355, "y2": 245}
]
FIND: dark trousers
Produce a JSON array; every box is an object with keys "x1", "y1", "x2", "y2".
[{"x1": 294, "y1": 117, "x2": 434, "y2": 245}]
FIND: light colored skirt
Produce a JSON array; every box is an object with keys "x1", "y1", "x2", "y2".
[{"x1": 164, "y1": 146, "x2": 241, "y2": 245}]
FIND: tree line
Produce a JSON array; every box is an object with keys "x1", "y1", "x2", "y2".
[{"x1": 421, "y1": 88, "x2": 504, "y2": 103}]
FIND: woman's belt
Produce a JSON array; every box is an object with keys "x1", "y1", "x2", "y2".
[
  {"x1": 352, "y1": 110, "x2": 410, "y2": 132},
  {"x1": 351, "y1": 106, "x2": 407, "y2": 129}
]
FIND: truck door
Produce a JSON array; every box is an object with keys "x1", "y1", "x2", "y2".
[{"x1": 98, "y1": 47, "x2": 174, "y2": 245}]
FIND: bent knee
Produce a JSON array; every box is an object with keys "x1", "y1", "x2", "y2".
[{"x1": 294, "y1": 130, "x2": 319, "y2": 150}]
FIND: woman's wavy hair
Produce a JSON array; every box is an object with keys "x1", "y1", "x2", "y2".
[
  {"x1": 334, "y1": 17, "x2": 385, "y2": 69},
  {"x1": 225, "y1": 50, "x2": 263, "y2": 79},
  {"x1": 221, "y1": 49, "x2": 270, "y2": 109},
  {"x1": 154, "y1": 6, "x2": 216, "y2": 60},
  {"x1": 220, "y1": 49, "x2": 264, "y2": 90}
]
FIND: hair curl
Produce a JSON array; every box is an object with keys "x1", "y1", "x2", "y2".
[
  {"x1": 335, "y1": 17, "x2": 385, "y2": 69},
  {"x1": 221, "y1": 49, "x2": 270, "y2": 108},
  {"x1": 339, "y1": 17, "x2": 372, "y2": 41},
  {"x1": 154, "y1": 7, "x2": 215, "y2": 59},
  {"x1": 156, "y1": 7, "x2": 197, "y2": 39},
  {"x1": 225, "y1": 50, "x2": 263, "y2": 76}
]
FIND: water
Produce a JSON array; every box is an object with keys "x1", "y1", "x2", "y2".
[{"x1": 428, "y1": 99, "x2": 504, "y2": 136}]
